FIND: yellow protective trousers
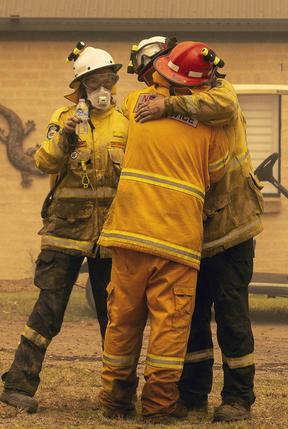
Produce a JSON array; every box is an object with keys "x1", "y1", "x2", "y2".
[{"x1": 99, "y1": 248, "x2": 197, "y2": 417}]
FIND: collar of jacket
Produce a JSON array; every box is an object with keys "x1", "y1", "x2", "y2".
[{"x1": 89, "y1": 105, "x2": 115, "y2": 120}]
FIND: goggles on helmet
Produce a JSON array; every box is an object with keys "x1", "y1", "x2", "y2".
[
  {"x1": 133, "y1": 42, "x2": 167, "y2": 72},
  {"x1": 127, "y1": 37, "x2": 177, "y2": 83},
  {"x1": 82, "y1": 72, "x2": 119, "y2": 91}
]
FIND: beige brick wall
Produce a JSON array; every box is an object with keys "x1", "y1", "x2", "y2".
[{"x1": 0, "y1": 39, "x2": 287, "y2": 279}]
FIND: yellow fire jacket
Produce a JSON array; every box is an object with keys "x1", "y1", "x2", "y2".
[
  {"x1": 98, "y1": 85, "x2": 230, "y2": 269},
  {"x1": 35, "y1": 105, "x2": 128, "y2": 257},
  {"x1": 164, "y1": 79, "x2": 264, "y2": 257}
]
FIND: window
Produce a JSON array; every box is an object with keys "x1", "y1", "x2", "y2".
[{"x1": 238, "y1": 93, "x2": 280, "y2": 196}]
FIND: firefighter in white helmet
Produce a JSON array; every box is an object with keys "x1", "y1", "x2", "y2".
[
  {"x1": 127, "y1": 36, "x2": 178, "y2": 85},
  {"x1": 0, "y1": 42, "x2": 128, "y2": 413}
]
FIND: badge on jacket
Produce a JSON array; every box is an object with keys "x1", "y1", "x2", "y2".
[
  {"x1": 47, "y1": 124, "x2": 60, "y2": 140},
  {"x1": 168, "y1": 114, "x2": 198, "y2": 128},
  {"x1": 133, "y1": 94, "x2": 156, "y2": 112},
  {"x1": 70, "y1": 151, "x2": 78, "y2": 160}
]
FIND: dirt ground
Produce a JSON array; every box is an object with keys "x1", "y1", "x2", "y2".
[{"x1": 0, "y1": 280, "x2": 287, "y2": 429}]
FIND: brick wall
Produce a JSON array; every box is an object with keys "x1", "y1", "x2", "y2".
[{"x1": 0, "y1": 38, "x2": 287, "y2": 279}]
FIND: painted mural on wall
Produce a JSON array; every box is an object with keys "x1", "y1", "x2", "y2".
[{"x1": 0, "y1": 104, "x2": 46, "y2": 187}]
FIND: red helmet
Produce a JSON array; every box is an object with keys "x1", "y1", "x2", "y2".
[{"x1": 154, "y1": 41, "x2": 222, "y2": 87}]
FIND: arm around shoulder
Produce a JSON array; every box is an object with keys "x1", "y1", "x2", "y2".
[{"x1": 165, "y1": 79, "x2": 239, "y2": 127}]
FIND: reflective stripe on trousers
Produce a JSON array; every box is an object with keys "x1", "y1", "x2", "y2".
[{"x1": 22, "y1": 325, "x2": 51, "y2": 350}]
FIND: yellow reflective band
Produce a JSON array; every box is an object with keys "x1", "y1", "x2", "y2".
[
  {"x1": 222, "y1": 353, "x2": 254, "y2": 369},
  {"x1": 230, "y1": 150, "x2": 251, "y2": 170},
  {"x1": 209, "y1": 151, "x2": 230, "y2": 173},
  {"x1": 236, "y1": 149, "x2": 251, "y2": 163},
  {"x1": 103, "y1": 352, "x2": 136, "y2": 367},
  {"x1": 185, "y1": 348, "x2": 214, "y2": 364},
  {"x1": 100, "y1": 229, "x2": 201, "y2": 266},
  {"x1": 22, "y1": 325, "x2": 51, "y2": 350},
  {"x1": 146, "y1": 353, "x2": 184, "y2": 370},
  {"x1": 121, "y1": 168, "x2": 205, "y2": 203},
  {"x1": 42, "y1": 235, "x2": 95, "y2": 254}
]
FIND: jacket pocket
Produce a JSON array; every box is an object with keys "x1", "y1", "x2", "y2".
[
  {"x1": 111, "y1": 132, "x2": 126, "y2": 151},
  {"x1": 108, "y1": 148, "x2": 124, "y2": 178},
  {"x1": 247, "y1": 171, "x2": 264, "y2": 214},
  {"x1": 203, "y1": 192, "x2": 234, "y2": 241},
  {"x1": 69, "y1": 146, "x2": 91, "y2": 169},
  {"x1": 172, "y1": 287, "x2": 194, "y2": 329},
  {"x1": 51, "y1": 200, "x2": 94, "y2": 241},
  {"x1": 204, "y1": 193, "x2": 230, "y2": 218}
]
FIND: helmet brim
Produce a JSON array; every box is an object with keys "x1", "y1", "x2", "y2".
[
  {"x1": 154, "y1": 56, "x2": 210, "y2": 87},
  {"x1": 69, "y1": 63, "x2": 122, "y2": 89}
]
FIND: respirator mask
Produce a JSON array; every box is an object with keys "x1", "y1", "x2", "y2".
[{"x1": 87, "y1": 86, "x2": 111, "y2": 110}]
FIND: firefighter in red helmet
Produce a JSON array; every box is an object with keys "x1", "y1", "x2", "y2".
[
  {"x1": 134, "y1": 40, "x2": 263, "y2": 423},
  {"x1": 97, "y1": 40, "x2": 230, "y2": 422}
]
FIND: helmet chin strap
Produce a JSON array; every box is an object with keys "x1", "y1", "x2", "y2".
[
  {"x1": 215, "y1": 70, "x2": 226, "y2": 79},
  {"x1": 169, "y1": 80, "x2": 212, "y2": 95},
  {"x1": 169, "y1": 86, "x2": 193, "y2": 96}
]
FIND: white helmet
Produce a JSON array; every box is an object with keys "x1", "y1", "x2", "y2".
[
  {"x1": 137, "y1": 36, "x2": 167, "y2": 52},
  {"x1": 69, "y1": 46, "x2": 122, "y2": 88},
  {"x1": 127, "y1": 36, "x2": 177, "y2": 85}
]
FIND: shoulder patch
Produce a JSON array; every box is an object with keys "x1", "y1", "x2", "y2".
[
  {"x1": 47, "y1": 123, "x2": 60, "y2": 140},
  {"x1": 168, "y1": 114, "x2": 198, "y2": 128},
  {"x1": 133, "y1": 93, "x2": 156, "y2": 112}
]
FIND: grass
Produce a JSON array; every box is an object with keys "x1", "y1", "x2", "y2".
[
  {"x1": 0, "y1": 367, "x2": 287, "y2": 428},
  {"x1": 0, "y1": 289, "x2": 287, "y2": 428},
  {"x1": 249, "y1": 294, "x2": 288, "y2": 323},
  {"x1": 0, "y1": 289, "x2": 287, "y2": 323},
  {"x1": 0, "y1": 288, "x2": 95, "y2": 323}
]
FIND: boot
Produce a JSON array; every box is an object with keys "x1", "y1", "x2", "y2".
[
  {"x1": 179, "y1": 394, "x2": 208, "y2": 412},
  {"x1": 0, "y1": 389, "x2": 38, "y2": 413},
  {"x1": 102, "y1": 404, "x2": 136, "y2": 419},
  {"x1": 143, "y1": 401, "x2": 188, "y2": 424},
  {"x1": 213, "y1": 401, "x2": 251, "y2": 422},
  {"x1": 99, "y1": 377, "x2": 138, "y2": 419}
]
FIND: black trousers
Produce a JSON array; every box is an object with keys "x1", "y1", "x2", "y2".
[
  {"x1": 3, "y1": 249, "x2": 111, "y2": 396},
  {"x1": 179, "y1": 239, "x2": 255, "y2": 407}
]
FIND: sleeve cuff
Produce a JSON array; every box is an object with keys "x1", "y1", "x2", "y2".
[{"x1": 164, "y1": 97, "x2": 175, "y2": 116}]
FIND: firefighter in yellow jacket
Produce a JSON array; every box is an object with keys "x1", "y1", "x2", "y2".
[
  {"x1": 0, "y1": 43, "x2": 128, "y2": 413},
  {"x1": 134, "y1": 39, "x2": 264, "y2": 422},
  {"x1": 98, "y1": 41, "x2": 230, "y2": 421}
]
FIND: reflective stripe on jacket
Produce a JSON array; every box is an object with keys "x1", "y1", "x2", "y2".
[
  {"x1": 165, "y1": 79, "x2": 264, "y2": 257},
  {"x1": 35, "y1": 105, "x2": 128, "y2": 257},
  {"x1": 98, "y1": 86, "x2": 230, "y2": 269}
]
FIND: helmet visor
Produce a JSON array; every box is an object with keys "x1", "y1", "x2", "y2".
[{"x1": 134, "y1": 42, "x2": 166, "y2": 71}]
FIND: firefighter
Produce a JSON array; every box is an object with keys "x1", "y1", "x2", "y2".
[
  {"x1": 97, "y1": 41, "x2": 230, "y2": 422},
  {"x1": 133, "y1": 39, "x2": 264, "y2": 422},
  {"x1": 0, "y1": 44, "x2": 128, "y2": 413}
]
